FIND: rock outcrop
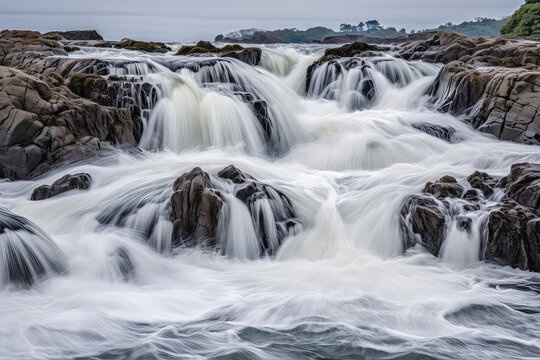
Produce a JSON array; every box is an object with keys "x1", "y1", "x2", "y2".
[
  {"x1": 0, "y1": 205, "x2": 67, "y2": 287},
  {"x1": 400, "y1": 163, "x2": 540, "y2": 272},
  {"x1": 31, "y1": 173, "x2": 92, "y2": 200},
  {"x1": 44, "y1": 30, "x2": 104, "y2": 41},
  {"x1": 175, "y1": 41, "x2": 262, "y2": 65},
  {"x1": 0, "y1": 66, "x2": 140, "y2": 180},
  {"x1": 169, "y1": 165, "x2": 300, "y2": 256},
  {"x1": 170, "y1": 167, "x2": 223, "y2": 247},
  {"x1": 114, "y1": 40, "x2": 171, "y2": 53}
]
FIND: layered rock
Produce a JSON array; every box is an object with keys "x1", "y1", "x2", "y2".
[
  {"x1": 400, "y1": 163, "x2": 540, "y2": 272},
  {"x1": 43, "y1": 30, "x2": 104, "y2": 41},
  {"x1": 430, "y1": 61, "x2": 540, "y2": 145},
  {"x1": 114, "y1": 40, "x2": 171, "y2": 53},
  {"x1": 0, "y1": 66, "x2": 140, "y2": 179},
  {"x1": 175, "y1": 41, "x2": 262, "y2": 66},
  {"x1": 31, "y1": 173, "x2": 92, "y2": 200}
]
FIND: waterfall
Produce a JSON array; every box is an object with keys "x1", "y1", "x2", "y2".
[
  {"x1": 307, "y1": 55, "x2": 441, "y2": 110},
  {"x1": 2, "y1": 44, "x2": 540, "y2": 360}
]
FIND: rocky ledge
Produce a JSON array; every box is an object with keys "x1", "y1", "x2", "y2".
[
  {"x1": 400, "y1": 162, "x2": 540, "y2": 272},
  {"x1": 171, "y1": 166, "x2": 300, "y2": 257},
  {"x1": 175, "y1": 41, "x2": 262, "y2": 66}
]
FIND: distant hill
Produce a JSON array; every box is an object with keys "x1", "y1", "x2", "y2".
[
  {"x1": 417, "y1": 17, "x2": 509, "y2": 37},
  {"x1": 217, "y1": 17, "x2": 511, "y2": 44},
  {"x1": 501, "y1": 0, "x2": 540, "y2": 36}
]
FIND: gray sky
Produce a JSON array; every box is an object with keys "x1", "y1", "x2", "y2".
[{"x1": 1, "y1": 0, "x2": 524, "y2": 42}]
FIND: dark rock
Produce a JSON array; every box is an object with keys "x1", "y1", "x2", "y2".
[
  {"x1": 111, "y1": 246, "x2": 135, "y2": 281},
  {"x1": 400, "y1": 195, "x2": 446, "y2": 256},
  {"x1": 486, "y1": 199, "x2": 540, "y2": 271},
  {"x1": 115, "y1": 40, "x2": 171, "y2": 53},
  {"x1": 44, "y1": 30, "x2": 103, "y2": 41},
  {"x1": 319, "y1": 42, "x2": 384, "y2": 62},
  {"x1": 68, "y1": 73, "x2": 108, "y2": 104},
  {"x1": 175, "y1": 42, "x2": 262, "y2": 65},
  {"x1": 0, "y1": 66, "x2": 140, "y2": 180},
  {"x1": 218, "y1": 165, "x2": 300, "y2": 255},
  {"x1": 412, "y1": 123, "x2": 459, "y2": 142},
  {"x1": 502, "y1": 163, "x2": 540, "y2": 210},
  {"x1": 31, "y1": 173, "x2": 92, "y2": 200},
  {"x1": 467, "y1": 171, "x2": 497, "y2": 198},
  {"x1": 170, "y1": 167, "x2": 223, "y2": 247},
  {"x1": 0, "y1": 206, "x2": 67, "y2": 287},
  {"x1": 422, "y1": 176, "x2": 463, "y2": 199}
]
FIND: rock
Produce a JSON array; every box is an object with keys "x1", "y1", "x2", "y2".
[
  {"x1": 175, "y1": 41, "x2": 262, "y2": 65},
  {"x1": 400, "y1": 163, "x2": 540, "y2": 272},
  {"x1": 467, "y1": 171, "x2": 497, "y2": 198},
  {"x1": 218, "y1": 165, "x2": 300, "y2": 254},
  {"x1": 44, "y1": 30, "x2": 103, "y2": 41},
  {"x1": 319, "y1": 42, "x2": 384, "y2": 62},
  {"x1": 412, "y1": 123, "x2": 459, "y2": 142},
  {"x1": 114, "y1": 40, "x2": 171, "y2": 53},
  {"x1": 0, "y1": 205, "x2": 67, "y2": 287},
  {"x1": 501, "y1": 163, "x2": 540, "y2": 211},
  {"x1": 0, "y1": 66, "x2": 140, "y2": 180},
  {"x1": 31, "y1": 173, "x2": 92, "y2": 200},
  {"x1": 486, "y1": 199, "x2": 540, "y2": 271},
  {"x1": 400, "y1": 195, "x2": 446, "y2": 256},
  {"x1": 68, "y1": 73, "x2": 108, "y2": 104},
  {"x1": 430, "y1": 62, "x2": 540, "y2": 146},
  {"x1": 422, "y1": 176, "x2": 463, "y2": 199},
  {"x1": 170, "y1": 167, "x2": 223, "y2": 247}
]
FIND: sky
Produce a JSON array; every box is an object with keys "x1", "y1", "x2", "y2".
[{"x1": 1, "y1": 0, "x2": 524, "y2": 42}]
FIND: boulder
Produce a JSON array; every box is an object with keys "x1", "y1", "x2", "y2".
[
  {"x1": 68, "y1": 73, "x2": 108, "y2": 104},
  {"x1": 115, "y1": 40, "x2": 171, "y2": 53},
  {"x1": 175, "y1": 41, "x2": 262, "y2": 65},
  {"x1": 31, "y1": 173, "x2": 92, "y2": 200},
  {"x1": 0, "y1": 206, "x2": 67, "y2": 287},
  {"x1": 44, "y1": 30, "x2": 103, "y2": 41},
  {"x1": 422, "y1": 176, "x2": 463, "y2": 199},
  {"x1": 0, "y1": 66, "x2": 140, "y2": 180},
  {"x1": 467, "y1": 171, "x2": 497, "y2": 198},
  {"x1": 501, "y1": 163, "x2": 540, "y2": 210},
  {"x1": 412, "y1": 123, "x2": 460, "y2": 143},
  {"x1": 400, "y1": 195, "x2": 446, "y2": 256},
  {"x1": 170, "y1": 167, "x2": 223, "y2": 247},
  {"x1": 486, "y1": 199, "x2": 540, "y2": 271}
]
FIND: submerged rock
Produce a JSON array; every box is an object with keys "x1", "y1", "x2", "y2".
[
  {"x1": 0, "y1": 206, "x2": 67, "y2": 287},
  {"x1": 412, "y1": 123, "x2": 460, "y2": 143},
  {"x1": 31, "y1": 173, "x2": 92, "y2": 200}
]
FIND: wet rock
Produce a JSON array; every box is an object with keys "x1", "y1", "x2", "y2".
[
  {"x1": 467, "y1": 171, "x2": 497, "y2": 198},
  {"x1": 111, "y1": 247, "x2": 135, "y2": 281},
  {"x1": 218, "y1": 165, "x2": 300, "y2": 255},
  {"x1": 0, "y1": 66, "x2": 140, "y2": 180},
  {"x1": 412, "y1": 123, "x2": 459, "y2": 143},
  {"x1": 0, "y1": 206, "x2": 67, "y2": 287},
  {"x1": 115, "y1": 40, "x2": 171, "y2": 53},
  {"x1": 68, "y1": 73, "x2": 109, "y2": 104},
  {"x1": 501, "y1": 163, "x2": 540, "y2": 211},
  {"x1": 175, "y1": 41, "x2": 262, "y2": 65},
  {"x1": 319, "y1": 42, "x2": 384, "y2": 62},
  {"x1": 31, "y1": 173, "x2": 92, "y2": 200},
  {"x1": 400, "y1": 195, "x2": 446, "y2": 256},
  {"x1": 422, "y1": 176, "x2": 463, "y2": 199},
  {"x1": 44, "y1": 30, "x2": 103, "y2": 41},
  {"x1": 486, "y1": 199, "x2": 540, "y2": 271},
  {"x1": 170, "y1": 167, "x2": 223, "y2": 247}
]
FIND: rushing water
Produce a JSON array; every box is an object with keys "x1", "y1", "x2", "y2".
[{"x1": 0, "y1": 44, "x2": 539, "y2": 360}]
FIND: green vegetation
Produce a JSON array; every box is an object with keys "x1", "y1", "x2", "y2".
[
  {"x1": 500, "y1": 0, "x2": 540, "y2": 36},
  {"x1": 420, "y1": 17, "x2": 509, "y2": 37}
]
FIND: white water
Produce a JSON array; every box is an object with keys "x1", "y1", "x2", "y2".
[{"x1": 1, "y1": 45, "x2": 539, "y2": 359}]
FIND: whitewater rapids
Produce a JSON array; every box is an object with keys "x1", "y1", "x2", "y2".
[{"x1": 0, "y1": 44, "x2": 539, "y2": 360}]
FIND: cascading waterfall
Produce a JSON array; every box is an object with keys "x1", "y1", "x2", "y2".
[
  {"x1": 1, "y1": 44, "x2": 539, "y2": 360},
  {"x1": 307, "y1": 55, "x2": 441, "y2": 110}
]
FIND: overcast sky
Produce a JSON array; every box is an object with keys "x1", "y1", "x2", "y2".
[{"x1": 1, "y1": 0, "x2": 524, "y2": 42}]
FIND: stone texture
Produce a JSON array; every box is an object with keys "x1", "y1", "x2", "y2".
[{"x1": 31, "y1": 173, "x2": 92, "y2": 200}]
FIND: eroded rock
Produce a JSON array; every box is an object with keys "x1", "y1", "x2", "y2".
[{"x1": 31, "y1": 173, "x2": 92, "y2": 200}]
